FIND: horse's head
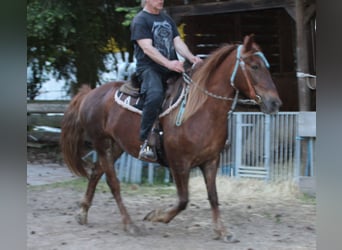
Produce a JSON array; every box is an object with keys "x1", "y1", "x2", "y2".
[{"x1": 234, "y1": 34, "x2": 282, "y2": 114}]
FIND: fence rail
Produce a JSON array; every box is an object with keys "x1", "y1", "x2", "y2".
[{"x1": 27, "y1": 101, "x2": 69, "y2": 114}]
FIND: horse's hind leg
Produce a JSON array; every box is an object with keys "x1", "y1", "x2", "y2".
[
  {"x1": 75, "y1": 141, "x2": 120, "y2": 226},
  {"x1": 200, "y1": 158, "x2": 239, "y2": 243},
  {"x1": 96, "y1": 141, "x2": 140, "y2": 235},
  {"x1": 76, "y1": 163, "x2": 104, "y2": 225}
]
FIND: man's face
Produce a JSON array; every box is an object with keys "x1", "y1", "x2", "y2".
[{"x1": 146, "y1": 0, "x2": 164, "y2": 12}]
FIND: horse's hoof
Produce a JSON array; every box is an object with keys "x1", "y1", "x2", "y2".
[
  {"x1": 143, "y1": 210, "x2": 155, "y2": 221},
  {"x1": 75, "y1": 211, "x2": 87, "y2": 225},
  {"x1": 223, "y1": 233, "x2": 240, "y2": 243},
  {"x1": 143, "y1": 209, "x2": 163, "y2": 222},
  {"x1": 125, "y1": 223, "x2": 146, "y2": 236},
  {"x1": 213, "y1": 231, "x2": 240, "y2": 243}
]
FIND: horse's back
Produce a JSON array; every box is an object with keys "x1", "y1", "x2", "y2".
[
  {"x1": 77, "y1": 82, "x2": 125, "y2": 131},
  {"x1": 80, "y1": 81, "x2": 123, "y2": 109}
]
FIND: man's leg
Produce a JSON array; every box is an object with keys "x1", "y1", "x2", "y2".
[{"x1": 138, "y1": 69, "x2": 164, "y2": 159}]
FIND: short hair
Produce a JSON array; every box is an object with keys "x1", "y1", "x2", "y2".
[{"x1": 141, "y1": 0, "x2": 146, "y2": 7}]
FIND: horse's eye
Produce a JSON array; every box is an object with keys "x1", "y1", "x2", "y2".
[{"x1": 251, "y1": 64, "x2": 259, "y2": 70}]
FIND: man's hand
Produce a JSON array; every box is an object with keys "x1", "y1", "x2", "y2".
[
  {"x1": 166, "y1": 60, "x2": 184, "y2": 73},
  {"x1": 191, "y1": 56, "x2": 203, "y2": 65}
]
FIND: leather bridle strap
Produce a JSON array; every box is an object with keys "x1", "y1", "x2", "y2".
[{"x1": 230, "y1": 45, "x2": 270, "y2": 105}]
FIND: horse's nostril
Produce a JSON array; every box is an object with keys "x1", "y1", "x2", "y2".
[{"x1": 272, "y1": 99, "x2": 282, "y2": 108}]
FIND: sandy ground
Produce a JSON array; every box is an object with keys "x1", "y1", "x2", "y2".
[{"x1": 27, "y1": 163, "x2": 316, "y2": 250}]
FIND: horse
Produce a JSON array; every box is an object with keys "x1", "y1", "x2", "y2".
[{"x1": 60, "y1": 34, "x2": 282, "y2": 242}]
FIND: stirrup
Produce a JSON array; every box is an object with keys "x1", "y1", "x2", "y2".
[{"x1": 138, "y1": 140, "x2": 156, "y2": 160}]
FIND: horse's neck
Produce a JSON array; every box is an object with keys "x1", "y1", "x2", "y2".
[{"x1": 191, "y1": 62, "x2": 235, "y2": 129}]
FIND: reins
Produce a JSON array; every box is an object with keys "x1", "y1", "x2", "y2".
[
  {"x1": 182, "y1": 45, "x2": 270, "y2": 105},
  {"x1": 177, "y1": 44, "x2": 271, "y2": 128}
]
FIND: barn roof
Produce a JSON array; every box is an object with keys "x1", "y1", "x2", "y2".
[{"x1": 165, "y1": 0, "x2": 315, "y2": 23}]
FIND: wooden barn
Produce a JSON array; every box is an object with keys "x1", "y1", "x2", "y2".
[{"x1": 165, "y1": 0, "x2": 316, "y2": 111}]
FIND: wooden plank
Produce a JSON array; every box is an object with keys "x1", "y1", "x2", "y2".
[
  {"x1": 27, "y1": 142, "x2": 51, "y2": 148},
  {"x1": 27, "y1": 114, "x2": 63, "y2": 128},
  {"x1": 27, "y1": 131, "x2": 61, "y2": 143},
  {"x1": 27, "y1": 101, "x2": 69, "y2": 113}
]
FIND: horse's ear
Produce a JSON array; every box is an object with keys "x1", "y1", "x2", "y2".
[{"x1": 243, "y1": 34, "x2": 255, "y2": 52}]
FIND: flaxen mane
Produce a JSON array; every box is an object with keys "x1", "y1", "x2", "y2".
[{"x1": 181, "y1": 44, "x2": 237, "y2": 122}]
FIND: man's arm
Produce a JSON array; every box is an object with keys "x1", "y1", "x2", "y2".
[
  {"x1": 173, "y1": 36, "x2": 202, "y2": 64},
  {"x1": 137, "y1": 38, "x2": 184, "y2": 73}
]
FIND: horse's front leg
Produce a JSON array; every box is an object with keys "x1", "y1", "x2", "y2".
[
  {"x1": 144, "y1": 167, "x2": 190, "y2": 223},
  {"x1": 76, "y1": 163, "x2": 103, "y2": 225},
  {"x1": 200, "y1": 157, "x2": 239, "y2": 243}
]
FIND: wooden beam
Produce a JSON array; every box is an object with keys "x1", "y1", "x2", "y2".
[
  {"x1": 27, "y1": 114, "x2": 63, "y2": 128},
  {"x1": 27, "y1": 131, "x2": 61, "y2": 144},
  {"x1": 286, "y1": 3, "x2": 316, "y2": 23},
  {"x1": 304, "y1": 3, "x2": 316, "y2": 24},
  {"x1": 295, "y1": 0, "x2": 311, "y2": 111},
  {"x1": 167, "y1": 0, "x2": 295, "y2": 18},
  {"x1": 27, "y1": 101, "x2": 69, "y2": 114},
  {"x1": 284, "y1": 6, "x2": 296, "y2": 20}
]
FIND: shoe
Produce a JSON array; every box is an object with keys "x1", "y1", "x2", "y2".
[{"x1": 138, "y1": 140, "x2": 156, "y2": 160}]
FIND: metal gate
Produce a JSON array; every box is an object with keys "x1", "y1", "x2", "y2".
[{"x1": 219, "y1": 112, "x2": 298, "y2": 181}]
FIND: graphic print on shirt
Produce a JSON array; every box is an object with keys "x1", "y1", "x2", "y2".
[{"x1": 152, "y1": 20, "x2": 174, "y2": 59}]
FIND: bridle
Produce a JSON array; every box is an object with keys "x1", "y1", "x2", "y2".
[
  {"x1": 182, "y1": 44, "x2": 271, "y2": 109},
  {"x1": 177, "y1": 44, "x2": 271, "y2": 127}
]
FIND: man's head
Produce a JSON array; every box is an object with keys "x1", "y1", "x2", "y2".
[{"x1": 143, "y1": 0, "x2": 164, "y2": 13}]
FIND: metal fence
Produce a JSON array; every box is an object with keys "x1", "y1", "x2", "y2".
[
  {"x1": 218, "y1": 112, "x2": 299, "y2": 181},
  {"x1": 103, "y1": 112, "x2": 315, "y2": 184}
]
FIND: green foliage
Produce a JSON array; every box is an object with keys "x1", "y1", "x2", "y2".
[
  {"x1": 27, "y1": 0, "x2": 140, "y2": 98},
  {"x1": 27, "y1": 1, "x2": 75, "y2": 41},
  {"x1": 115, "y1": 5, "x2": 141, "y2": 27}
]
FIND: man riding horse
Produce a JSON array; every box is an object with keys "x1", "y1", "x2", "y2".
[{"x1": 130, "y1": 0, "x2": 202, "y2": 160}]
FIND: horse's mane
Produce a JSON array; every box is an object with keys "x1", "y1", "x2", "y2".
[{"x1": 181, "y1": 44, "x2": 237, "y2": 122}]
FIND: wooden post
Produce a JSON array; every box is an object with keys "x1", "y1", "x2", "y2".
[{"x1": 295, "y1": 0, "x2": 310, "y2": 111}]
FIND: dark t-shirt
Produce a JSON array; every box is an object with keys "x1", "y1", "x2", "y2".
[{"x1": 130, "y1": 10, "x2": 180, "y2": 73}]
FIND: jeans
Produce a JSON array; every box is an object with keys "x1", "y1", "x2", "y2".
[{"x1": 137, "y1": 67, "x2": 172, "y2": 141}]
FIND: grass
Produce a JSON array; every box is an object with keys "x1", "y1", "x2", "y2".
[
  {"x1": 297, "y1": 192, "x2": 316, "y2": 204},
  {"x1": 27, "y1": 177, "x2": 176, "y2": 197}
]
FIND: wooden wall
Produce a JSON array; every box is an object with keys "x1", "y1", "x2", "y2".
[
  {"x1": 177, "y1": 8, "x2": 302, "y2": 111},
  {"x1": 169, "y1": 4, "x2": 315, "y2": 111}
]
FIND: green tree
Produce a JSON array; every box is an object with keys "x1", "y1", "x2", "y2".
[{"x1": 27, "y1": 0, "x2": 140, "y2": 99}]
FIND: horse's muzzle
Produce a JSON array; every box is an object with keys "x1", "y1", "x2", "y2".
[{"x1": 260, "y1": 96, "x2": 282, "y2": 114}]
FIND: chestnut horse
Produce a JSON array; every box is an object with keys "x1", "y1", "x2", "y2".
[{"x1": 60, "y1": 35, "x2": 281, "y2": 242}]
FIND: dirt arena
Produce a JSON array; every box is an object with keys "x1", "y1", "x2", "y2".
[{"x1": 27, "y1": 159, "x2": 316, "y2": 250}]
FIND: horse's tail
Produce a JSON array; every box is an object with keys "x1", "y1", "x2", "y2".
[{"x1": 60, "y1": 85, "x2": 91, "y2": 178}]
